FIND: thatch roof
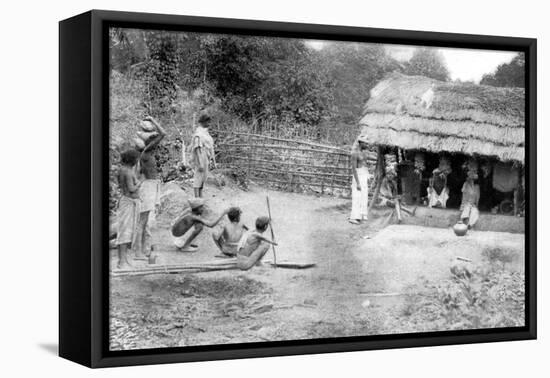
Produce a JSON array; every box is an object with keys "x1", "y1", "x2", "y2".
[{"x1": 358, "y1": 73, "x2": 525, "y2": 163}]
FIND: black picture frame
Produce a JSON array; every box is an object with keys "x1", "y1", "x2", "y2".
[{"x1": 59, "y1": 9, "x2": 537, "y2": 368}]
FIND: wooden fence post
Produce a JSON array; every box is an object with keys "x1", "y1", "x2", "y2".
[{"x1": 368, "y1": 146, "x2": 385, "y2": 213}]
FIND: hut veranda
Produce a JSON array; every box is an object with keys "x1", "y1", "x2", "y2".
[{"x1": 359, "y1": 73, "x2": 525, "y2": 229}]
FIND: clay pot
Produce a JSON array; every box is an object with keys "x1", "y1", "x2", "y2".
[
  {"x1": 140, "y1": 120, "x2": 156, "y2": 132},
  {"x1": 453, "y1": 222, "x2": 468, "y2": 237}
]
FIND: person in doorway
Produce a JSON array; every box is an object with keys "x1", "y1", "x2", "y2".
[
  {"x1": 427, "y1": 156, "x2": 452, "y2": 208},
  {"x1": 114, "y1": 149, "x2": 142, "y2": 269},
  {"x1": 377, "y1": 163, "x2": 416, "y2": 217},
  {"x1": 349, "y1": 138, "x2": 371, "y2": 224},
  {"x1": 212, "y1": 207, "x2": 249, "y2": 257},
  {"x1": 460, "y1": 169, "x2": 481, "y2": 229},
  {"x1": 171, "y1": 198, "x2": 228, "y2": 252},
  {"x1": 134, "y1": 116, "x2": 166, "y2": 260},
  {"x1": 190, "y1": 114, "x2": 216, "y2": 198}
]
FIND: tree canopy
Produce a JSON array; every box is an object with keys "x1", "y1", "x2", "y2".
[
  {"x1": 480, "y1": 53, "x2": 524, "y2": 88},
  {"x1": 109, "y1": 29, "x2": 477, "y2": 141},
  {"x1": 403, "y1": 48, "x2": 450, "y2": 81}
]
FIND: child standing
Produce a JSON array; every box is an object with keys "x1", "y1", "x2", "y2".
[{"x1": 115, "y1": 149, "x2": 142, "y2": 269}]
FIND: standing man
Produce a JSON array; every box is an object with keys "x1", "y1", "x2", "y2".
[
  {"x1": 349, "y1": 138, "x2": 371, "y2": 225},
  {"x1": 134, "y1": 116, "x2": 166, "y2": 260},
  {"x1": 190, "y1": 114, "x2": 216, "y2": 198}
]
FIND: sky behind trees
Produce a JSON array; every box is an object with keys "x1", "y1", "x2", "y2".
[{"x1": 306, "y1": 41, "x2": 518, "y2": 83}]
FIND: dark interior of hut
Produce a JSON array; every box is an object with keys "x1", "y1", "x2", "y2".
[{"x1": 397, "y1": 150, "x2": 519, "y2": 215}]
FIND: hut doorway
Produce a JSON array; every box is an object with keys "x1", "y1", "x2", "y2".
[
  {"x1": 419, "y1": 151, "x2": 467, "y2": 209},
  {"x1": 405, "y1": 151, "x2": 517, "y2": 213}
]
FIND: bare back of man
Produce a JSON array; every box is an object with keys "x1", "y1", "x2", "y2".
[
  {"x1": 172, "y1": 202, "x2": 229, "y2": 252},
  {"x1": 213, "y1": 222, "x2": 247, "y2": 257}
]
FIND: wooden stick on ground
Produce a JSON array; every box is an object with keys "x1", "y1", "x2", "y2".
[
  {"x1": 266, "y1": 195, "x2": 277, "y2": 267},
  {"x1": 395, "y1": 197, "x2": 403, "y2": 223}
]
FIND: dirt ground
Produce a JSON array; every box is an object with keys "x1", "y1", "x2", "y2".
[{"x1": 109, "y1": 182, "x2": 525, "y2": 351}]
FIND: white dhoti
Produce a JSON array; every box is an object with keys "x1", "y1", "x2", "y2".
[
  {"x1": 139, "y1": 179, "x2": 160, "y2": 213},
  {"x1": 461, "y1": 203, "x2": 480, "y2": 227},
  {"x1": 133, "y1": 179, "x2": 160, "y2": 255},
  {"x1": 115, "y1": 196, "x2": 141, "y2": 246},
  {"x1": 350, "y1": 167, "x2": 370, "y2": 221},
  {"x1": 427, "y1": 186, "x2": 450, "y2": 208}
]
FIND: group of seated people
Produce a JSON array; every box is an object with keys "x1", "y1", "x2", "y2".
[
  {"x1": 171, "y1": 198, "x2": 277, "y2": 270},
  {"x1": 378, "y1": 156, "x2": 483, "y2": 229},
  {"x1": 425, "y1": 157, "x2": 481, "y2": 229}
]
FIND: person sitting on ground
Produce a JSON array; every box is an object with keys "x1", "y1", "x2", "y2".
[
  {"x1": 377, "y1": 163, "x2": 415, "y2": 216},
  {"x1": 212, "y1": 207, "x2": 249, "y2": 257},
  {"x1": 460, "y1": 169, "x2": 481, "y2": 229},
  {"x1": 427, "y1": 156, "x2": 452, "y2": 208},
  {"x1": 171, "y1": 198, "x2": 229, "y2": 252},
  {"x1": 114, "y1": 149, "x2": 142, "y2": 269},
  {"x1": 236, "y1": 216, "x2": 277, "y2": 271}
]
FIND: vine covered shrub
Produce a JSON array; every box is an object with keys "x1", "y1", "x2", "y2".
[{"x1": 383, "y1": 265, "x2": 525, "y2": 333}]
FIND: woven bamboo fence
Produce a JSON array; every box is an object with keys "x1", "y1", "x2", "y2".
[{"x1": 214, "y1": 130, "x2": 377, "y2": 197}]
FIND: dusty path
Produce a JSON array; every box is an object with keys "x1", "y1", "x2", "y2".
[
  {"x1": 110, "y1": 183, "x2": 384, "y2": 349},
  {"x1": 109, "y1": 182, "x2": 524, "y2": 350}
]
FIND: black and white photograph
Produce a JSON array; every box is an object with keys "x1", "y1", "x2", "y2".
[{"x1": 107, "y1": 26, "x2": 527, "y2": 351}]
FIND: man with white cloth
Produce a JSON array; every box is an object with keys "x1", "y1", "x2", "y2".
[
  {"x1": 190, "y1": 114, "x2": 216, "y2": 198},
  {"x1": 349, "y1": 139, "x2": 371, "y2": 224}
]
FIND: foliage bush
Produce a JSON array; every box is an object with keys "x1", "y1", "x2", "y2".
[{"x1": 384, "y1": 264, "x2": 525, "y2": 333}]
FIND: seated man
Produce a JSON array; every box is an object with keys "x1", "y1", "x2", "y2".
[
  {"x1": 377, "y1": 164, "x2": 415, "y2": 217},
  {"x1": 171, "y1": 198, "x2": 228, "y2": 252},
  {"x1": 236, "y1": 216, "x2": 277, "y2": 271},
  {"x1": 427, "y1": 156, "x2": 452, "y2": 208},
  {"x1": 212, "y1": 207, "x2": 248, "y2": 257}
]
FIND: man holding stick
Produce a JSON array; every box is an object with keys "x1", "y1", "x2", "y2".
[
  {"x1": 377, "y1": 163, "x2": 415, "y2": 222},
  {"x1": 236, "y1": 216, "x2": 278, "y2": 270}
]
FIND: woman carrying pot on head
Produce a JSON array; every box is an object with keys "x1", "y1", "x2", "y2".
[
  {"x1": 349, "y1": 138, "x2": 371, "y2": 225},
  {"x1": 133, "y1": 116, "x2": 166, "y2": 260}
]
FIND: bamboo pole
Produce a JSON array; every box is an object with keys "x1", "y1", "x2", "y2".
[
  {"x1": 111, "y1": 260, "x2": 240, "y2": 277},
  {"x1": 395, "y1": 197, "x2": 403, "y2": 223},
  {"x1": 219, "y1": 143, "x2": 352, "y2": 156},
  {"x1": 241, "y1": 166, "x2": 351, "y2": 179},
  {"x1": 266, "y1": 196, "x2": 277, "y2": 267},
  {"x1": 368, "y1": 146, "x2": 386, "y2": 213},
  {"x1": 240, "y1": 175, "x2": 352, "y2": 191},
  {"x1": 514, "y1": 168, "x2": 520, "y2": 216},
  {"x1": 219, "y1": 154, "x2": 356, "y2": 171},
  {"x1": 215, "y1": 130, "x2": 350, "y2": 153}
]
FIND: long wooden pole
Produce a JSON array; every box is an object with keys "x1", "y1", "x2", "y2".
[
  {"x1": 266, "y1": 195, "x2": 277, "y2": 268},
  {"x1": 368, "y1": 146, "x2": 385, "y2": 213}
]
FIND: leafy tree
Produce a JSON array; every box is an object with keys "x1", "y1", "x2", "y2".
[
  {"x1": 480, "y1": 53, "x2": 524, "y2": 88},
  {"x1": 109, "y1": 29, "x2": 148, "y2": 72},
  {"x1": 404, "y1": 48, "x2": 450, "y2": 81},
  {"x1": 321, "y1": 42, "x2": 400, "y2": 123},
  {"x1": 203, "y1": 36, "x2": 332, "y2": 126}
]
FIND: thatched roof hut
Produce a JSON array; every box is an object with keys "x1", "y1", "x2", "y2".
[{"x1": 358, "y1": 73, "x2": 525, "y2": 163}]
